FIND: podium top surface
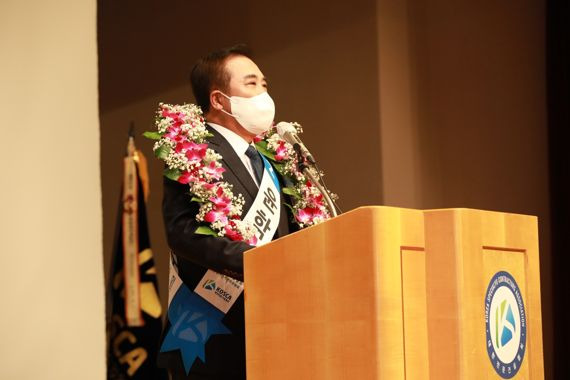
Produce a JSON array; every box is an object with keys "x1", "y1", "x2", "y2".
[
  {"x1": 352, "y1": 205, "x2": 537, "y2": 218},
  {"x1": 245, "y1": 205, "x2": 537, "y2": 258}
]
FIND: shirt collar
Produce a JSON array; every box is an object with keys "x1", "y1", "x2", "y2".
[{"x1": 207, "y1": 122, "x2": 252, "y2": 156}]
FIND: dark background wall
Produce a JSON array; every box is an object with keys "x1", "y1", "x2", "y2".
[
  {"x1": 99, "y1": 0, "x2": 566, "y2": 377},
  {"x1": 98, "y1": 0, "x2": 383, "y2": 319},
  {"x1": 546, "y1": 0, "x2": 570, "y2": 378}
]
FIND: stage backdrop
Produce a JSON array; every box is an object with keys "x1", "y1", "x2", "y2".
[{"x1": 0, "y1": 0, "x2": 105, "y2": 379}]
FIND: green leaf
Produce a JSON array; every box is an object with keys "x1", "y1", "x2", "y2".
[
  {"x1": 282, "y1": 186, "x2": 301, "y2": 199},
  {"x1": 255, "y1": 142, "x2": 276, "y2": 160},
  {"x1": 190, "y1": 196, "x2": 204, "y2": 203},
  {"x1": 255, "y1": 140, "x2": 268, "y2": 149},
  {"x1": 155, "y1": 144, "x2": 171, "y2": 160},
  {"x1": 272, "y1": 162, "x2": 286, "y2": 174},
  {"x1": 143, "y1": 131, "x2": 162, "y2": 140},
  {"x1": 163, "y1": 167, "x2": 181, "y2": 180},
  {"x1": 195, "y1": 225, "x2": 219, "y2": 237}
]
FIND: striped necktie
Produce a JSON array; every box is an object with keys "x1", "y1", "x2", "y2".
[{"x1": 245, "y1": 145, "x2": 264, "y2": 184}]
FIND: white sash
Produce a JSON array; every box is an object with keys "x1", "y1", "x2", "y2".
[{"x1": 242, "y1": 156, "x2": 282, "y2": 245}]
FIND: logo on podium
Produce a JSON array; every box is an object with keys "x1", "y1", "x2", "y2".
[{"x1": 485, "y1": 271, "x2": 527, "y2": 378}]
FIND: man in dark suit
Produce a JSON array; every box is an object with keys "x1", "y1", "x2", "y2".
[{"x1": 157, "y1": 45, "x2": 295, "y2": 379}]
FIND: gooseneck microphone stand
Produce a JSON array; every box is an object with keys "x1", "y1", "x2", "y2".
[{"x1": 293, "y1": 144, "x2": 339, "y2": 218}]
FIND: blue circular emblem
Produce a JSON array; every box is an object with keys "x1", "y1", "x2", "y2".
[{"x1": 485, "y1": 271, "x2": 526, "y2": 378}]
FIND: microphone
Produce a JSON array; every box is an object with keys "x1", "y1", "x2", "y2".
[{"x1": 276, "y1": 122, "x2": 316, "y2": 164}]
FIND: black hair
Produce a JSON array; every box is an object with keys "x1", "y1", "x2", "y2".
[{"x1": 190, "y1": 44, "x2": 252, "y2": 113}]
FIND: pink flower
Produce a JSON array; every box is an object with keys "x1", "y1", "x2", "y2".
[
  {"x1": 224, "y1": 223, "x2": 243, "y2": 241},
  {"x1": 307, "y1": 193, "x2": 324, "y2": 208},
  {"x1": 174, "y1": 142, "x2": 207, "y2": 161},
  {"x1": 165, "y1": 125, "x2": 185, "y2": 141},
  {"x1": 295, "y1": 207, "x2": 324, "y2": 224},
  {"x1": 178, "y1": 171, "x2": 196, "y2": 184},
  {"x1": 246, "y1": 235, "x2": 258, "y2": 246},
  {"x1": 204, "y1": 209, "x2": 229, "y2": 224},
  {"x1": 295, "y1": 208, "x2": 312, "y2": 224},
  {"x1": 203, "y1": 182, "x2": 219, "y2": 191},
  {"x1": 310, "y1": 207, "x2": 325, "y2": 220},
  {"x1": 274, "y1": 141, "x2": 289, "y2": 161},
  {"x1": 185, "y1": 143, "x2": 208, "y2": 162},
  {"x1": 203, "y1": 187, "x2": 233, "y2": 224},
  {"x1": 174, "y1": 141, "x2": 190, "y2": 153},
  {"x1": 209, "y1": 188, "x2": 232, "y2": 209},
  {"x1": 203, "y1": 161, "x2": 225, "y2": 180},
  {"x1": 161, "y1": 109, "x2": 183, "y2": 122},
  {"x1": 174, "y1": 134, "x2": 188, "y2": 143},
  {"x1": 165, "y1": 126, "x2": 178, "y2": 137}
]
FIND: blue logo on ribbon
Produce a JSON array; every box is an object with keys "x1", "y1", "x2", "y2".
[
  {"x1": 203, "y1": 279, "x2": 216, "y2": 291},
  {"x1": 261, "y1": 154, "x2": 281, "y2": 191},
  {"x1": 160, "y1": 285, "x2": 231, "y2": 374}
]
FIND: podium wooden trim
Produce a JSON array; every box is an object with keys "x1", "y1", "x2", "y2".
[{"x1": 243, "y1": 206, "x2": 544, "y2": 379}]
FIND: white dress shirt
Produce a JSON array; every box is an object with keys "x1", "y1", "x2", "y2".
[{"x1": 208, "y1": 123, "x2": 260, "y2": 186}]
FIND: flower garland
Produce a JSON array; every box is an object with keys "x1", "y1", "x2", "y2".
[{"x1": 145, "y1": 103, "x2": 337, "y2": 246}]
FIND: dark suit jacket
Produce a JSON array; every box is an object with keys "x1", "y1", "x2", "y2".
[{"x1": 158, "y1": 125, "x2": 295, "y2": 379}]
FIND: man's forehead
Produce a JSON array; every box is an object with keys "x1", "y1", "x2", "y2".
[{"x1": 225, "y1": 55, "x2": 264, "y2": 80}]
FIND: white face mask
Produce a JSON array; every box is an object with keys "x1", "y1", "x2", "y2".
[{"x1": 220, "y1": 92, "x2": 275, "y2": 135}]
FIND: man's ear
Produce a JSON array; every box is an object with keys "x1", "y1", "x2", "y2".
[{"x1": 210, "y1": 90, "x2": 225, "y2": 111}]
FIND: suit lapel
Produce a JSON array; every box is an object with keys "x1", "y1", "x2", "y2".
[{"x1": 206, "y1": 125, "x2": 259, "y2": 201}]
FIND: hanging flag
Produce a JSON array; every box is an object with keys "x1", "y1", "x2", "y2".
[{"x1": 107, "y1": 133, "x2": 168, "y2": 379}]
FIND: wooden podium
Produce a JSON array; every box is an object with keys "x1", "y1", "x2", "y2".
[{"x1": 243, "y1": 206, "x2": 544, "y2": 379}]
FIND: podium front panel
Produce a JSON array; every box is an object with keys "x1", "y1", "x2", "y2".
[
  {"x1": 424, "y1": 209, "x2": 543, "y2": 379},
  {"x1": 244, "y1": 206, "x2": 544, "y2": 379},
  {"x1": 244, "y1": 207, "x2": 429, "y2": 380}
]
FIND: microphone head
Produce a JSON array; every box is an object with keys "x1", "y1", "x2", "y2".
[{"x1": 276, "y1": 121, "x2": 297, "y2": 137}]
